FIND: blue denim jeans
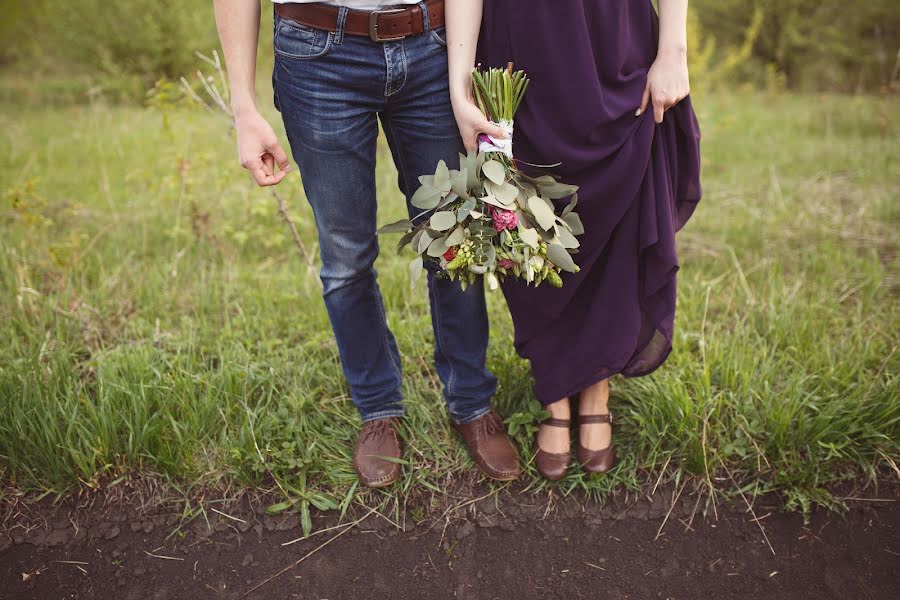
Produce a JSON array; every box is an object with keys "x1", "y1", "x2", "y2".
[{"x1": 272, "y1": 4, "x2": 497, "y2": 424}]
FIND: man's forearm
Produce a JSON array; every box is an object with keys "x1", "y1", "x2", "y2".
[
  {"x1": 213, "y1": 0, "x2": 262, "y2": 117},
  {"x1": 446, "y1": 0, "x2": 483, "y2": 103},
  {"x1": 657, "y1": 0, "x2": 688, "y2": 56}
]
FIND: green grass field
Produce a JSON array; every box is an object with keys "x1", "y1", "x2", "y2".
[{"x1": 1, "y1": 90, "x2": 897, "y2": 528}]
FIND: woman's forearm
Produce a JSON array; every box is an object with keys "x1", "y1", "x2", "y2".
[
  {"x1": 445, "y1": 0, "x2": 484, "y2": 104},
  {"x1": 213, "y1": 0, "x2": 262, "y2": 117},
  {"x1": 657, "y1": 0, "x2": 688, "y2": 57}
]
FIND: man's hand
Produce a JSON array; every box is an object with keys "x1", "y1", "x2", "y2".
[{"x1": 235, "y1": 110, "x2": 292, "y2": 187}]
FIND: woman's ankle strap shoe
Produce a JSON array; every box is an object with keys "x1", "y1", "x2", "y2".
[
  {"x1": 533, "y1": 417, "x2": 572, "y2": 481},
  {"x1": 577, "y1": 412, "x2": 616, "y2": 474}
]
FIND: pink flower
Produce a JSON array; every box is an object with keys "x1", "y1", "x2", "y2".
[
  {"x1": 443, "y1": 246, "x2": 457, "y2": 261},
  {"x1": 490, "y1": 207, "x2": 519, "y2": 232},
  {"x1": 499, "y1": 259, "x2": 516, "y2": 269}
]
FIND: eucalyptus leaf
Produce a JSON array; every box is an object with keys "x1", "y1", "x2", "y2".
[
  {"x1": 519, "y1": 226, "x2": 540, "y2": 248},
  {"x1": 482, "y1": 160, "x2": 506, "y2": 185},
  {"x1": 540, "y1": 181, "x2": 579, "y2": 200},
  {"x1": 561, "y1": 193, "x2": 578, "y2": 217},
  {"x1": 396, "y1": 228, "x2": 417, "y2": 253},
  {"x1": 528, "y1": 196, "x2": 557, "y2": 231},
  {"x1": 451, "y1": 169, "x2": 470, "y2": 199},
  {"x1": 546, "y1": 243, "x2": 578, "y2": 273},
  {"x1": 515, "y1": 209, "x2": 529, "y2": 227},
  {"x1": 434, "y1": 160, "x2": 452, "y2": 193},
  {"x1": 430, "y1": 211, "x2": 456, "y2": 231},
  {"x1": 446, "y1": 226, "x2": 465, "y2": 247},
  {"x1": 410, "y1": 229, "x2": 424, "y2": 253},
  {"x1": 494, "y1": 181, "x2": 519, "y2": 206},
  {"x1": 417, "y1": 230, "x2": 433, "y2": 254},
  {"x1": 436, "y1": 191, "x2": 459, "y2": 209},
  {"x1": 480, "y1": 194, "x2": 508, "y2": 210},
  {"x1": 466, "y1": 160, "x2": 480, "y2": 189},
  {"x1": 563, "y1": 212, "x2": 585, "y2": 235},
  {"x1": 418, "y1": 174, "x2": 435, "y2": 187},
  {"x1": 409, "y1": 256, "x2": 424, "y2": 289},
  {"x1": 555, "y1": 224, "x2": 580, "y2": 249},
  {"x1": 427, "y1": 237, "x2": 449, "y2": 257},
  {"x1": 377, "y1": 219, "x2": 413, "y2": 235},
  {"x1": 411, "y1": 184, "x2": 443, "y2": 210}
]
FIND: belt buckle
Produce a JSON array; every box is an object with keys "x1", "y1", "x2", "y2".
[{"x1": 368, "y1": 8, "x2": 407, "y2": 42}]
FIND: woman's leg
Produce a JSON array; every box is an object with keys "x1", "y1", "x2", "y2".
[
  {"x1": 578, "y1": 379, "x2": 613, "y2": 451},
  {"x1": 537, "y1": 397, "x2": 572, "y2": 453}
]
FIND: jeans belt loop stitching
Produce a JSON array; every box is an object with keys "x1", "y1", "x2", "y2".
[
  {"x1": 418, "y1": 1, "x2": 431, "y2": 34},
  {"x1": 335, "y1": 6, "x2": 349, "y2": 45}
]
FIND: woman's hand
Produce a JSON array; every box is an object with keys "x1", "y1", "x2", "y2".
[
  {"x1": 451, "y1": 90, "x2": 508, "y2": 153},
  {"x1": 637, "y1": 47, "x2": 690, "y2": 124}
]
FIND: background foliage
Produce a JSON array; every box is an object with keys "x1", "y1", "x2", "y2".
[{"x1": 1, "y1": 0, "x2": 898, "y2": 100}]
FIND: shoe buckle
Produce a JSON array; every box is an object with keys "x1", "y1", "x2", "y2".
[{"x1": 368, "y1": 9, "x2": 407, "y2": 42}]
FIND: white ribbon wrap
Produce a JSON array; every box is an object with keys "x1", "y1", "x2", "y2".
[{"x1": 478, "y1": 120, "x2": 514, "y2": 158}]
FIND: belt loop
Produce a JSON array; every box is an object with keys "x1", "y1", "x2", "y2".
[
  {"x1": 417, "y1": 1, "x2": 431, "y2": 33},
  {"x1": 335, "y1": 6, "x2": 349, "y2": 44}
]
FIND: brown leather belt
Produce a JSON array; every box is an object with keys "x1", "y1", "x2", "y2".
[{"x1": 274, "y1": 1, "x2": 445, "y2": 43}]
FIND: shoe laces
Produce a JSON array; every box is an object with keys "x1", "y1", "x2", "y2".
[
  {"x1": 362, "y1": 418, "x2": 393, "y2": 443},
  {"x1": 472, "y1": 412, "x2": 504, "y2": 441}
]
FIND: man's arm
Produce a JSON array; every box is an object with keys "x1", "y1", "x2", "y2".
[{"x1": 213, "y1": 0, "x2": 291, "y2": 186}]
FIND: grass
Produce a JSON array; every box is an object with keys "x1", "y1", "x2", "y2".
[{"x1": 0, "y1": 88, "x2": 898, "y2": 528}]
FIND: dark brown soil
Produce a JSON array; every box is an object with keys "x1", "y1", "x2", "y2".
[{"x1": 1, "y1": 486, "x2": 897, "y2": 600}]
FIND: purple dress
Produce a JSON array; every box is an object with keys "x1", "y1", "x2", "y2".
[{"x1": 477, "y1": 0, "x2": 702, "y2": 404}]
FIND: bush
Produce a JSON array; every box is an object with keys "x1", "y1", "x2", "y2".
[
  {"x1": 691, "y1": 0, "x2": 900, "y2": 91},
  {"x1": 4, "y1": 1, "x2": 219, "y2": 91}
]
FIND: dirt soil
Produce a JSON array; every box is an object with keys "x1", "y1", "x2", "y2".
[{"x1": 1, "y1": 484, "x2": 897, "y2": 600}]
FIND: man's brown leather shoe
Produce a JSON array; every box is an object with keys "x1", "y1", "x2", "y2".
[
  {"x1": 353, "y1": 417, "x2": 402, "y2": 488},
  {"x1": 453, "y1": 411, "x2": 521, "y2": 481}
]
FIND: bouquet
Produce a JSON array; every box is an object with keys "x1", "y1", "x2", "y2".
[{"x1": 378, "y1": 65, "x2": 584, "y2": 290}]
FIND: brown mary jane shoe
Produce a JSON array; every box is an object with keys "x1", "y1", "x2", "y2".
[
  {"x1": 576, "y1": 412, "x2": 616, "y2": 474},
  {"x1": 533, "y1": 417, "x2": 572, "y2": 481}
]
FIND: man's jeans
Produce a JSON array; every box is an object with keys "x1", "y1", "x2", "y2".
[{"x1": 272, "y1": 4, "x2": 497, "y2": 424}]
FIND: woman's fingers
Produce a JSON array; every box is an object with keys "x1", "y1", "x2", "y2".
[
  {"x1": 653, "y1": 96, "x2": 667, "y2": 124},
  {"x1": 636, "y1": 81, "x2": 651, "y2": 117},
  {"x1": 484, "y1": 119, "x2": 507, "y2": 140},
  {"x1": 462, "y1": 119, "x2": 508, "y2": 153}
]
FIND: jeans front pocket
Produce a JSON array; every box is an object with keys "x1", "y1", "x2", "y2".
[
  {"x1": 274, "y1": 16, "x2": 333, "y2": 61},
  {"x1": 430, "y1": 25, "x2": 447, "y2": 48}
]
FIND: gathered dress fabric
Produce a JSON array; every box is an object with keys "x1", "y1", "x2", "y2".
[{"x1": 476, "y1": 0, "x2": 703, "y2": 404}]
